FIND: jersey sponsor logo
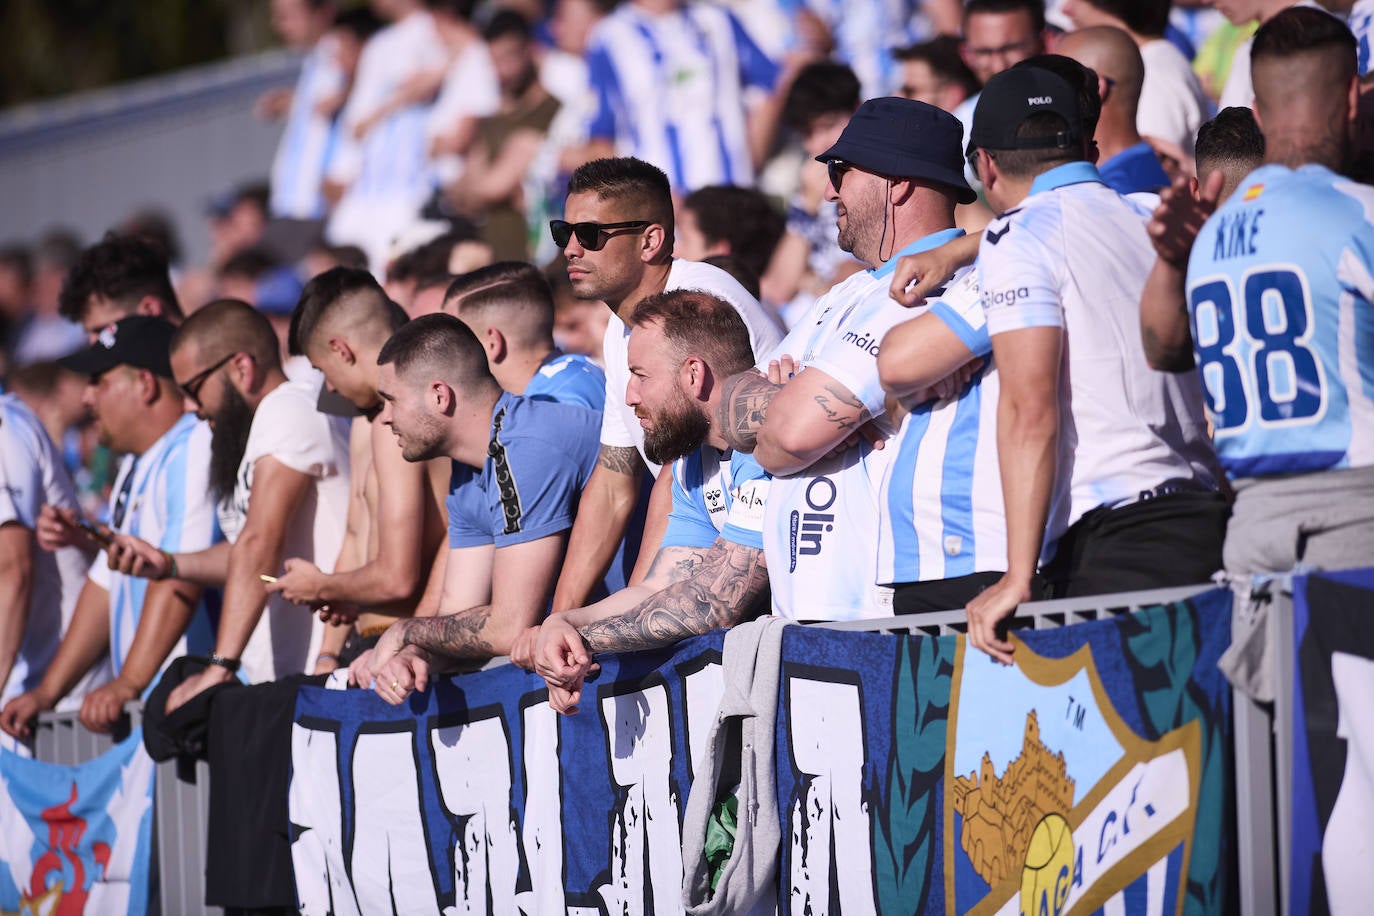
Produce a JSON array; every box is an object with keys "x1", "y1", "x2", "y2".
[
  {"x1": 731, "y1": 479, "x2": 767, "y2": 526},
  {"x1": 841, "y1": 328, "x2": 881, "y2": 356},
  {"x1": 986, "y1": 286, "x2": 1030, "y2": 307},
  {"x1": 788, "y1": 476, "x2": 836, "y2": 571},
  {"x1": 703, "y1": 485, "x2": 725, "y2": 515},
  {"x1": 985, "y1": 224, "x2": 1011, "y2": 245}
]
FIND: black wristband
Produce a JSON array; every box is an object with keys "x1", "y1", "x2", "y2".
[{"x1": 207, "y1": 652, "x2": 241, "y2": 673}]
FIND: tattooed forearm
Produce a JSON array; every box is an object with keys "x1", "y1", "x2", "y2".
[
  {"x1": 640, "y1": 545, "x2": 711, "y2": 591},
  {"x1": 401, "y1": 606, "x2": 495, "y2": 658},
  {"x1": 716, "y1": 370, "x2": 782, "y2": 453},
  {"x1": 597, "y1": 444, "x2": 645, "y2": 476},
  {"x1": 813, "y1": 383, "x2": 870, "y2": 433},
  {"x1": 579, "y1": 541, "x2": 769, "y2": 653}
]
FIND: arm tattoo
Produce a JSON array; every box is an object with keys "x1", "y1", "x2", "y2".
[
  {"x1": 597, "y1": 444, "x2": 645, "y2": 476},
  {"x1": 401, "y1": 606, "x2": 495, "y2": 658},
  {"x1": 716, "y1": 371, "x2": 782, "y2": 453},
  {"x1": 578, "y1": 541, "x2": 769, "y2": 653},
  {"x1": 813, "y1": 383, "x2": 870, "y2": 434},
  {"x1": 641, "y1": 545, "x2": 711, "y2": 589}
]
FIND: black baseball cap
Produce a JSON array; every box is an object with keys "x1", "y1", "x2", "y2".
[
  {"x1": 817, "y1": 97, "x2": 977, "y2": 205},
  {"x1": 968, "y1": 67, "x2": 1084, "y2": 153},
  {"x1": 58, "y1": 315, "x2": 175, "y2": 379}
]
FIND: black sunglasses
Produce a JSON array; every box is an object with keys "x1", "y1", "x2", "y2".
[
  {"x1": 178, "y1": 351, "x2": 237, "y2": 405},
  {"x1": 827, "y1": 159, "x2": 855, "y2": 191},
  {"x1": 549, "y1": 219, "x2": 651, "y2": 251}
]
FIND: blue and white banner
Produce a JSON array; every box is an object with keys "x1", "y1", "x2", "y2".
[
  {"x1": 0, "y1": 729, "x2": 155, "y2": 916},
  {"x1": 1291, "y1": 567, "x2": 1374, "y2": 916}
]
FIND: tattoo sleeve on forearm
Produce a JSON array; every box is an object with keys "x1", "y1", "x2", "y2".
[
  {"x1": 716, "y1": 371, "x2": 782, "y2": 453},
  {"x1": 597, "y1": 444, "x2": 645, "y2": 476},
  {"x1": 578, "y1": 541, "x2": 769, "y2": 654},
  {"x1": 402, "y1": 606, "x2": 495, "y2": 658}
]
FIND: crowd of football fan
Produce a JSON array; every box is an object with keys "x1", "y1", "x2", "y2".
[{"x1": 1, "y1": 0, "x2": 1372, "y2": 740}]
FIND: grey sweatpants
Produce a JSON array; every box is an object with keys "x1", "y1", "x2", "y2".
[{"x1": 1224, "y1": 464, "x2": 1374, "y2": 576}]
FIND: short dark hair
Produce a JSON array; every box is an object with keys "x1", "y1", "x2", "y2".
[
  {"x1": 377, "y1": 312, "x2": 493, "y2": 387},
  {"x1": 987, "y1": 112, "x2": 1083, "y2": 177},
  {"x1": 218, "y1": 247, "x2": 279, "y2": 281},
  {"x1": 172, "y1": 298, "x2": 280, "y2": 368},
  {"x1": 703, "y1": 254, "x2": 761, "y2": 301},
  {"x1": 1195, "y1": 107, "x2": 1265, "y2": 175},
  {"x1": 289, "y1": 266, "x2": 397, "y2": 355},
  {"x1": 566, "y1": 157, "x2": 675, "y2": 238},
  {"x1": 446, "y1": 261, "x2": 555, "y2": 348},
  {"x1": 893, "y1": 36, "x2": 981, "y2": 97},
  {"x1": 333, "y1": 6, "x2": 382, "y2": 42},
  {"x1": 118, "y1": 209, "x2": 183, "y2": 264},
  {"x1": 59, "y1": 232, "x2": 181, "y2": 323},
  {"x1": 781, "y1": 61, "x2": 862, "y2": 132},
  {"x1": 483, "y1": 8, "x2": 531, "y2": 43},
  {"x1": 681, "y1": 186, "x2": 785, "y2": 280},
  {"x1": 324, "y1": 244, "x2": 369, "y2": 270},
  {"x1": 1069, "y1": 0, "x2": 1169, "y2": 37},
  {"x1": 963, "y1": 0, "x2": 1045, "y2": 35},
  {"x1": 629, "y1": 289, "x2": 755, "y2": 378},
  {"x1": 425, "y1": 0, "x2": 479, "y2": 21},
  {"x1": 1252, "y1": 6, "x2": 1356, "y2": 72}
]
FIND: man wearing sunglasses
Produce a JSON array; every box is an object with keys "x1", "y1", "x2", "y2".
[
  {"x1": 0, "y1": 316, "x2": 221, "y2": 743},
  {"x1": 107, "y1": 301, "x2": 351, "y2": 711},
  {"x1": 715, "y1": 97, "x2": 988, "y2": 622},
  {"x1": 548, "y1": 157, "x2": 783, "y2": 615}
]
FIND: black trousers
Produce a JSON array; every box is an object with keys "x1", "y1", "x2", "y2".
[
  {"x1": 1042, "y1": 490, "x2": 1231, "y2": 599},
  {"x1": 892, "y1": 570, "x2": 1049, "y2": 614}
]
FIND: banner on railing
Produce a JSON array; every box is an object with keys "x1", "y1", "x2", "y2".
[
  {"x1": 0, "y1": 729, "x2": 155, "y2": 916},
  {"x1": 289, "y1": 590, "x2": 1233, "y2": 915},
  {"x1": 1291, "y1": 567, "x2": 1374, "y2": 916}
]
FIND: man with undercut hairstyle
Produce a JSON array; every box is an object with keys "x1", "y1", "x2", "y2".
[
  {"x1": 551, "y1": 157, "x2": 781, "y2": 613},
  {"x1": 251, "y1": 268, "x2": 450, "y2": 672},
  {"x1": 58, "y1": 232, "x2": 184, "y2": 336},
  {"x1": 442, "y1": 261, "x2": 605, "y2": 410},
  {"x1": 534, "y1": 289, "x2": 769, "y2": 714},
  {"x1": 362, "y1": 313, "x2": 603, "y2": 704},
  {"x1": 108, "y1": 301, "x2": 351, "y2": 707}
]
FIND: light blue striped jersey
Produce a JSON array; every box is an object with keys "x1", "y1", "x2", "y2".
[
  {"x1": 87, "y1": 414, "x2": 222, "y2": 679},
  {"x1": 0, "y1": 395, "x2": 106, "y2": 708},
  {"x1": 584, "y1": 1, "x2": 778, "y2": 192},
  {"x1": 1186, "y1": 164, "x2": 1374, "y2": 478},
  {"x1": 661, "y1": 445, "x2": 766, "y2": 551},
  {"x1": 523, "y1": 352, "x2": 607, "y2": 412},
  {"x1": 1353, "y1": 0, "x2": 1374, "y2": 75},
  {"x1": 269, "y1": 42, "x2": 343, "y2": 220},
  {"x1": 877, "y1": 267, "x2": 1008, "y2": 585},
  {"x1": 979, "y1": 162, "x2": 1220, "y2": 552}
]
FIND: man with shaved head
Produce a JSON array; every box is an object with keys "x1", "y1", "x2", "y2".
[
  {"x1": 258, "y1": 268, "x2": 449, "y2": 672},
  {"x1": 107, "y1": 300, "x2": 351, "y2": 707},
  {"x1": 443, "y1": 261, "x2": 605, "y2": 410},
  {"x1": 1058, "y1": 26, "x2": 1171, "y2": 198},
  {"x1": 360, "y1": 313, "x2": 603, "y2": 703}
]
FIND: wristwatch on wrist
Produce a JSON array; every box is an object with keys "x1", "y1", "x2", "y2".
[{"x1": 207, "y1": 652, "x2": 241, "y2": 673}]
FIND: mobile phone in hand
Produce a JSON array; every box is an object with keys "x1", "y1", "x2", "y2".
[{"x1": 75, "y1": 518, "x2": 114, "y2": 548}]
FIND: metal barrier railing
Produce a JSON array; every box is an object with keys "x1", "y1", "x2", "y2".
[{"x1": 27, "y1": 583, "x2": 1279, "y2": 916}]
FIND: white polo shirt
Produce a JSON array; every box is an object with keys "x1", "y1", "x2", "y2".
[
  {"x1": 978, "y1": 162, "x2": 1221, "y2": 555},
  {"x1": 600, "y1": 259, "x2": 783, "y2": 476}
]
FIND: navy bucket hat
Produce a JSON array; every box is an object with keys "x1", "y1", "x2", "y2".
[{"x1": 817, "y1": 97, "x2": 977, "y2": 205}]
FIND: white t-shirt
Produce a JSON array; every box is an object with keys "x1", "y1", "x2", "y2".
[
  {"x1": 219, "y1": 376, "x2": 351, "y2": 683},
  {"x1": 977, "y1": 163, "x2": 1221, "y2": 555},
  {"x1": 749, "y1": 231, "x2": 975, "y2": 621},
  {"x1": 1137, "y1": 38, "x2": 1212, "y2": 155},
  {"x1": 0, "y1": 395, "x2": 103, "y2": 710},
  {"x1": 599, "y1": 259, "x2": 783, "y2": 475}
]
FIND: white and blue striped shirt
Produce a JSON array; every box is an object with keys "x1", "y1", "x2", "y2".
[
  {"x1": 877, "y1": 268, "x2": 1009, "y2": 585},
  {"x1": 584, "y1": 1, "x2": 779, "y2": 192},
  {"x1": 88, "y1": 414, "x2": 222, "y2": 679},
  {"x1": 1352, "y1": 0, "x2": 1374, "y2": 75},
  {"x1": 269, "y1": 41, "x2": 344, "y2": 220},
  {"x1": 661, "y1": 446, "x2": 767, "y2": 550}
]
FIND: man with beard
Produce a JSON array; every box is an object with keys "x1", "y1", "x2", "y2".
[
  {"x1": 533, "y1": 289, "x2": 770, "y2": 714},
  {"x1": 359, "y1": 313, "x2": 601, "y2": 704},
  {"x1": 265, "y1": 267, "x2": 449, "y2": 671},
  {"x1": 0, "y1": 317, "x2": 220, "y2": 742},
  {"x1": 108, "y1": 301, "x2": 350, "y2": 705}
]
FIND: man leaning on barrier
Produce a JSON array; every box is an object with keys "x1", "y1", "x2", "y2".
[{"x1": 534, "y1": 289, "x2": 771, "y2": 714}]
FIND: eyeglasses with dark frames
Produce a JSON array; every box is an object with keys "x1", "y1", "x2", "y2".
[
  {"x1": 178, "y1": 352, "x2": 238, "y2": 405},
  {"x1": 549, "y1": 220, "x2": 651, "y2": 251}
]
